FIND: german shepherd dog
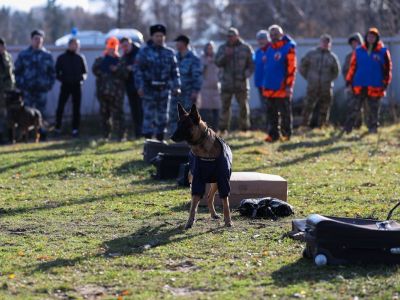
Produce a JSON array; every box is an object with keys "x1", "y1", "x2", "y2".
[
  {"x1": 171, "y1": 103, "x2": 233, "y2": 229},
  {"x1": 5, "y1": 89, "x2": 42, "y2": 143}
]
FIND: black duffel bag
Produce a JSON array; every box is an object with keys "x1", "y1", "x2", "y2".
[{"x1": 238, "y1": 197, "x2": 294, "y2": 220}]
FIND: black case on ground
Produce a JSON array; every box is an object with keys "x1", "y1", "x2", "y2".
[
  {"x1": 177, "y1": 163, "x2": 190, "y2": 187},
  {"x1": 301, "y1": 210, "x2": 400, "y2": 265},
  {"x1": 151, "y1": 153, "x2": 189, "y2": 180},
  {"x1": 143, "y1": 139, "x2": 189, "y2": 163}
]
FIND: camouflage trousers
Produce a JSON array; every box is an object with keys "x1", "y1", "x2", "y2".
[
  {"x1": 168, "y1": 91, "x2": 193, "y2": 134},
  {"x1": 23, "y1": 91, "x2": 48, "y2": 118},
  {"x1": 344, "y1": 91, "x2": 381, "y2": 133},
  {"x1": 142, "y1": 89, "x2": 170, "y2": 136},
  {"x1": 219, "y1": 89, "x2": 250, "y2": 131},
  {"x1": 302, "y1": 87, "x2": 333, "y2": 127},
  {"x1": 98, "y1": 95, "x2": 125, "y2": 138}
]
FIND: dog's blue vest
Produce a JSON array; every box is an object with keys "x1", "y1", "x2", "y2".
[{"x1": 189, "y1": 137, "x2": 232, "y2": 198}]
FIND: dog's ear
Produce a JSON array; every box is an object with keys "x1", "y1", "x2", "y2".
[
  {"x1": 177, "y1": 103, "x2": 187, "y2": 120},
  {"x1": 189, "y1": 104, "x2": 200, "y2": 124}
]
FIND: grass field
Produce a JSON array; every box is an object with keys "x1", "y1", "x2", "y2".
[{"x1": 1, "y1": 125, "x2": 400, "y2": 299}]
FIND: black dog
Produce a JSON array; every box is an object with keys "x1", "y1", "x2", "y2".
[
  {"x1": 5, "y1": 89, "x2": 42, "y2": 143},
  {"x1": 171, "y1": 103, "x2": 233, "y2": 229}
]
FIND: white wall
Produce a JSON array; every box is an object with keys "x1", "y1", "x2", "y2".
[{"x1": 7, "y1": 36, "x2": 400, "y2": 118}]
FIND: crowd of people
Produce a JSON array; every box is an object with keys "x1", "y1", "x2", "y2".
[{"x1": 0, "y1": 24, "x2": 393, "y2": 143}]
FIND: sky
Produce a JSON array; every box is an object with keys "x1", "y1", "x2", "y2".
[{"x1": 0, "y1": 0, "x2": 104, "y2": 12}]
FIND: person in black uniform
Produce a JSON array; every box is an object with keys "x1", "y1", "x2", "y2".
[{"x1": 54, "y1": 38, "x2": 88, "y2": 137}]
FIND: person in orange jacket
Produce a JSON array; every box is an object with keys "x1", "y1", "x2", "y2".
[
  {"x1": 344, "y1": 27, "x2": 392, "y2": 134},
  {"x1": 262, "y1": 25, "x2": 296, "y2": 142}
]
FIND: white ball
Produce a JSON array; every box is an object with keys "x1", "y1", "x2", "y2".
[{"x1": 314, "y1": 254, "x2": 327, "y2": 266}]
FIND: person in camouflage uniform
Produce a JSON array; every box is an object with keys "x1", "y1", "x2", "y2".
[
  {"x1": 342, "y1": 33, "x2": 363, "y2": 128},
  {"x1": 300, "y1": 34, "x2": 340, "y2": 128},
  {"x1": 14, "y1": 30, "x2": 55, "y2": 120},
  {"x1": 168, "y1": 34, "x2": 202, "y2": 134},
  {"x1": 215, "y1": 27, "x2": 254, "y2": 133},
  {"x1": 0, "y1": 38, "x2": 15, "y2": 143},
  {"x1": 92, "y1": 37, "x2": 126, "y2": 140},
  {"x1": 120, "y1": 37, "x2": 143, "y2": 138},
  {"x1": 135, "y1": 24, "x2": 181, "y2": 141}
]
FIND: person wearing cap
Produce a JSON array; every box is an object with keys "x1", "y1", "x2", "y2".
[
  {"x1": 263, "y1": 25, "x2": 296, "y2": 142},
  {"x1": 92, "y1": 36, "x2": 126, "y2": 141},
  {"x1": 198, "y1": 41, "x2": 221, "y2": 130},
  {"x1": 14, "y1": 29, "x2": 55, "y2": 139},
  {"x1": 344, "y1": 27, "x2": 392, "y2": 134},
  {"x1": 135, "y1": 24, "x2": 181, "y2": 141},
  {"x1": 168, "y1": 34, "x2": 202, "y2": 134},
  {"x1": 253, "y1": 29, "x2": 271, "y2": 128},
  {"x1": 54, "y1": 38, "x2": 88, "y2": 138},
  {"x1": 300, "y1": 34, "x2": 340, "y2": 128},
  {"x1": 342, "y1": 32, "x2": 364, "y2": 129},
  {"x1": 120, "y1": 37, "x2": 143, "y2": 139},
  {"x1": 0, "y1": 38, "x2": 15, "y2": 143},
  {"x1": 215, "y1": 27, "x2": 254, "y2": 133}
]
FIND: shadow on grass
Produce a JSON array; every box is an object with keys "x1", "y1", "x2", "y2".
[
  {"x1": 229, "y1": 140, "x2": 265, "y2": 151},
  {"x1": 245, "y1": 145, "x2": 350, "y2": 172},
  {"x1": 33, "y1": 222, "x2": 218, "y2": 272},
  {"x1": 277, "y1": 135, "x2": 341, "y2": 152},
  {"x1": 0, "y1": 152, "x2": 82, "y2": 174},
  {"x1": 271, "y1": 257, "x2": 398, "y2": 285},
  {"x1": 0, "y1": 190, "x2": 137, "y2": 217},
  {"x1": 0, "y1": 140, "x2": 92, "y2": 155},
  {"x1": 114, "y1": 159, "x2": 150, "y2": 177}
]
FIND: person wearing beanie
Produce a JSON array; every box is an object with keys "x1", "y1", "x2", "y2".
[
  {"x1": 134, "y1": 24, "x2": 181, "y2": 141},
  {"x1": 0, "y1": 37, "x2": 15, "y2": 143},
  {"x1": 342, "y1": 32, "x2": 364, "y2": 128},
  {"x1": 300, "y1": 34, "x2": 340, "y2": 128},
  {"x1": 92, "y1": 36, "x2": 127, "y2": 141},
  {"x1": 253, "y1": 29, "x2": 271, "y2": 129},
  {"x1": 344, "y1": 27, "x2": 392, "y2": 134},
  {"x1": 167, "y1": 34, "x2": 202, "y2": 134},
  {"x1": 215, "y1": 27, "x2": 254, "y2": 134},
  {"x1": 54, "y1": 38, "x2": 88, "y2": 138},
  {"x1": 14, "y1": 29, "x2": 55, "y2": 141}
]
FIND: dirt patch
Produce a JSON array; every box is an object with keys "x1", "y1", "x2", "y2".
[
  {"x1": 75, "y1": 284, "x2": 108, "y2": 300},
  {"x1": 163, "y1": 285, "x2": 203, "y2": 296},
  {"x1": 165, "y1": 260, "x2": 199, "y2": 272}
]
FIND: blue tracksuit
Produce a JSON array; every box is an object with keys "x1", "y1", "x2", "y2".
[{"x1": 189, "y1": 137, "x2": 232, "y2": 198}]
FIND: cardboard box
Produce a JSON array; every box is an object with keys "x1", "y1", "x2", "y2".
[{"x1": 199, "y1": 172, "x2": 287, "y2": 208}]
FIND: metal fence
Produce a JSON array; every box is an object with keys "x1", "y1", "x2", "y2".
[{"x1": 7, "y1": 36, "x2": 400, "y2": 119}]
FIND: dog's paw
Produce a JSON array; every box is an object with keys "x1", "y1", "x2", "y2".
[
  {"x1": 184, "y1": 219, "x2": 195, "y2": 230},
  {"x1": 211, "y1": 214, "x2": 221, "y2": 220},
  {"x1": 224, "y1": 220, "x2": 234, "y2": 227}
]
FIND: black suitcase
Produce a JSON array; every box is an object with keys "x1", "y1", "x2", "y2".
[
  {"x1": 151, "y1": 153, "x2": 189, "y2": 180},
  {"x1": 143, "y1": 139, "x2": 189, "y2": 163},
  {"x1": 302, "y1": 202, "x2": 400, "y2": 265}
]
